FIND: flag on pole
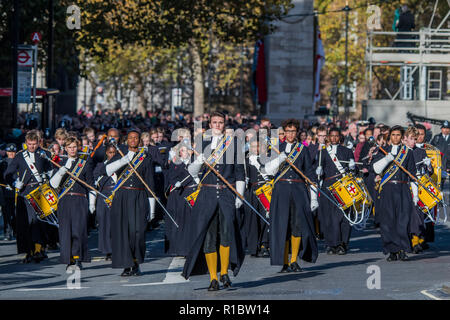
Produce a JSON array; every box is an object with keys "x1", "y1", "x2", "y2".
[
  {"x1": 252, "y1": 39, "x2": 267, "y2": 105},
  {"x1": 314, "y1": 27, "x2": 325, "y2": 105}
]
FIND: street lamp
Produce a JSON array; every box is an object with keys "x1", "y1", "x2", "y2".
[{"x1": 343, "y1": 2, "x2": 351, "y2": 120}]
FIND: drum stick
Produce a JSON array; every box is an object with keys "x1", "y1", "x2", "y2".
[
  {"x1": 39, "y1": 151, "x2": 109, "y2": 200},
  {"x1": 91, "y1": 134, "x2": 107, "y2": 158},
  {"x1": 189, "y1": 146, "x2": 270, "y2": 226},
  {"x1": 111, "y1": 142, "x2": 179, "y2": 228}
]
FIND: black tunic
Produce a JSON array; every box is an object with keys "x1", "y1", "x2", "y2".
[
  {"x1": 182, "y1": 136, "x2": 245, "y2": 279},
  {"x1": 97, "y1": 149, "x2": 155, "y2": 268},
  {"x1": 242, "y1": 155, "x2": 271, "y2": 255},
  {"x1": 371, "y1": 145, "x2": 416, "y2": 254},
  {"x1": 53, "y1": 156, "x2": 94, "y2": 264},
  {"x1": 93, "y1": 161, "x2": 115, "y2": 255},
  {"x1": 410, "y1": 146, "x2": 433, "y2": 238},
  {"x1": 4, "y1": 149, "x2": 52, "y2": 254},
  {"x1": 268, "y1": 141, "x2": 318, "y2": 266},
  {"x1": 164, "y1": 160, "x2": 195, "y2": 256},
  {"x1": 316, "y1": 145, "x2": 355, "y2": 248}
]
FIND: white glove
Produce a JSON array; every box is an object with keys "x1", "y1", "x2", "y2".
[
  {"x1": 6, "y1": 185, "x2": 13, "y2": 191},
  {"x1": 49, "y1": 166, "x2": 68, "y2": 189},
  {"x1": 194, "y1": 177, "x2": 200, "y2": 184},
  {"x1": 315, "y1": 166, "x2": 323, "y2": 176},
  {"x1": 105, "y1": 155, "x2": 129, "y2": 176},
  {"x1": 263, "y1": 152, "x2": 287, "y2": 176},
  {"x1": 423, "y1": 158, "x2": 431, "y2": 167},
  {"x1": 310, "y1": 186, "x2": 319, "y2": 211},
  {"x1": 386, "y1": 153, "x2": 395, "y2": 162},
  {"x1": 174, "y1": 181, "x2": 182, "y2": 189},
  {"x1": 188, "y1": 153, "x2": 205, "y2": 178},
  {"x1": 373, "y1": 154, "x2": 395, "y2": 174},
  {"x1": 349, "y1": 159, "x2": 356, "y2": 170},
  {"x1": 123, "y1": 151, "x2": 134, "y2": 161},
  {"x1": 235, "y1": 180, "x2": 245, "y2": 209},
  {"x1": 14, "y1": 179, "x2": 24, "y2": 190},
  {"x1": 411, "y1": 182, "x2": 419, "y2": 206},
  {"x1": 249, "y1": 155, "x2": 260, "y2": 170},
  {"x1": 88, "y1": 191, "x2": 96, "y2": 214},
  {"x1": 65, "y1": 157, "x2": 75, "y2": 169},
  {"x1": 148, "y1": 198, "x2": 156, "y2": 221}
]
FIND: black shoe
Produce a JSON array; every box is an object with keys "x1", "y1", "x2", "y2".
[
  {"x1": 386, "y1": 252, "x2": 398, "y2": 262},
  {"x1": 121, "y1": 268, "x2": 132, "y2": 277},
  {"x1": 208, "y1": 279, "x2": 220, "y2": 291},
  {"x1": 262, "y1": 247, "x2": 270, "y2": 258},
  {"x1": 33, "y1": 251, "x2": 45, "y2": 263},
  {"x1": 398, "y1": 250, "x2": 408, "y2": 261},
  {"x1": 131, "y1": 263, "x2": 142, "y2": 276},
  {"x1": 105, "y1": 253, "x2": 112, "y2": 261},
  {"x1": 279, "y1": 264, "x2": 290, "y2": 273},
  {"x1": 256, "y1": 250, "x2": 264, "y2": 258},
  {"x1": 412, "y1": 244, "x2": 423, "y2": 254},
  {"x1": 288, "y1": 262, "x2": 303, "y2": 272},
  {"x1": 336, "y1": 245, "x2": 347, "y2": 255},
  {"x1": 326, "y1": 246, "x2": 336, "y2": 255},
  {"x1": 220, "y1": 274, "x2": 232, "y2": 288},
  {"x1": 421, "y1": 242, "x2": 429, "y2": 250},
  {"x1": 21, "y1": 254, "x2": 33, "y2": 264}
]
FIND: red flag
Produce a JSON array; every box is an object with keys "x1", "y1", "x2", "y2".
[{"x1": 255, "y1": 41, "x2": 267, "y2": 104}]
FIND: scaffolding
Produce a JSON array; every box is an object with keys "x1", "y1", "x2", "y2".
[{"x1": 365, "y1": 27, "x2": 450, "y2": 101}]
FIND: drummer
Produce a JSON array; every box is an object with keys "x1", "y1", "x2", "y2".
[
  {"x1": 315, "y1": 127, "x2": 356, "y2": 255},
  {"x1": 4, "y1": 130, "x2": 52, "y2": 263},
  {"x1": 49, "y1": 136, "x2": 94, "y2": 270}
]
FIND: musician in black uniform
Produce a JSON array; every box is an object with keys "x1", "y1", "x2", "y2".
[
  {"x1": 243, "y1": 138, "x2": 271, "y2": 257},
  {"x1": 49, "y1": 136, "x2": 94, "y2": 269},
  {"x1": 411, "y1": 124, "x2": 435, "y2": 251},
  {"x1": 99, "y1": 129, "x2": 156, "y2": 276},
  {"x1": 309, "y1": 125, "x2": 327, "y2": 239},
  {"x1": 165, "y1": 144, "x2": 195, "y2": 256},
  {"x1": 182, "y1": 111, "x2": 245, "y2": 291},
  {"x1": 0, "y1": 143, "x2": 17, "y2": 240},
  {"x1": 93, "y1": 143, "x2": 118, "y2": 261},
  {"x1": 262, "y1": 119, "x2": 318, "y2": 273},
  {"x1": 4, "y1": 130, "x2": 52, "y2": 263},
  {"x1": 372, "y1": 125, "x2": 416, "y2": 261},
  {"x1": 315, "y1": 127, "x2": 356, "y2": 255}
]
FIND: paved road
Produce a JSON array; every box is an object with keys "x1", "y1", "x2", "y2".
[{"x1": 0, "y1": 216, "x2": 449, "y2": 300}]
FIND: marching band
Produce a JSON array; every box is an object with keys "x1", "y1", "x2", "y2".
[{"x1": 0, "y1": 114, "x2": 448, "y2": 291}]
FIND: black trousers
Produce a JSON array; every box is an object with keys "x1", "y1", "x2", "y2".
[
  {"x1": 203, "y1": 205, "x2": 233, "y2": 254},
  {"x1": 2, "y1": 196, "x2": 15, "y2": 234}
]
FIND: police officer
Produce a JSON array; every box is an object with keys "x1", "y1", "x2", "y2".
[
  {"x1": 430, "y1": 120, "x2": 450, "y2": 182},
  {"x1": 0, "y1": 143, "x2": 17, "y2": 240}
]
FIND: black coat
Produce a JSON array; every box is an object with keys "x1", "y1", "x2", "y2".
[
  {"x1": 97, "y1": 149, "x2": 155, "y2": 268},
  {"x1": 268, "y1": 141, "x2": 318, "y2": 265},
  {"x1": 371, "y1": 145, "x2": 415, "y2": 254},
  {"x1": 430, "y1": 133, "x2": 450, "y2": 172},
  {"x1": 315, "y1": 145, "x2": 354, "y2": 248},
  {"x1": 182, "y1": 136, "x2": 245, "y2": 279},
  {"x1": 53, "y1": 156, "x2": 94, "y2": 264}
]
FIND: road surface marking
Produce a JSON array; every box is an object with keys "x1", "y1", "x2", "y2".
[
  {"x1": 15, "y1": 287, "x2": 89, "y2": 292},
  {"x1": 122, "y1": 256, "x2": 189, "y2": 287},
  {"x1": 421, "y1": 290, "x2": 442, "y2": 300}
]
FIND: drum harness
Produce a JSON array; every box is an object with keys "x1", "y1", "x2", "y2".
[{"x1": 326, "y1": 145, "x2": 371, "y2": 228}]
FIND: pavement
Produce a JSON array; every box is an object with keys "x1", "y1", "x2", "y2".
[
  {"x1": 0, "y1": 217, "x2": 449, "y2": 300},
  {"x1": 0, "y1": 180, "x2": 449, "y2": 300}
]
